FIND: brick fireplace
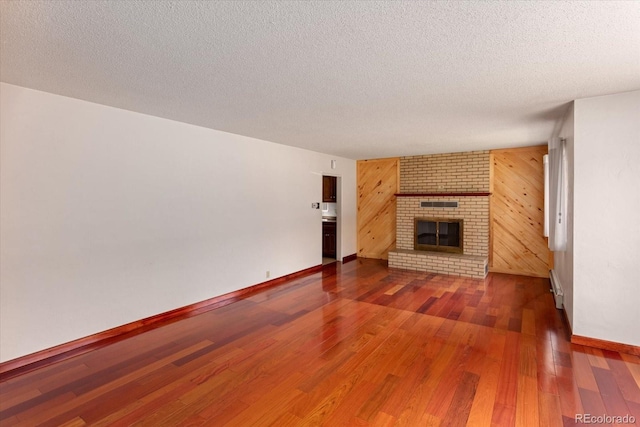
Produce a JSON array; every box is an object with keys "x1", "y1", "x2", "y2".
[{"x1": 388, "y1": 151, "x2": 490, "y2": 279}]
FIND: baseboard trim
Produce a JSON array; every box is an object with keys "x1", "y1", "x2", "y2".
[
  {"x1": 558, "y1": 309, "x2": 639, "y2": 356},
  {"x1": 0, "y1": 264, "x2": 323, "y2": 380},
  {"x1": 342, "y1": 253, "x2": 358, "y2": 263},
  {"x1": 488, "y1": 266, "x2": 549, "y2": 279},
  {"x1": 571, "y1": 334, "x2": 640, "y2": 357}
]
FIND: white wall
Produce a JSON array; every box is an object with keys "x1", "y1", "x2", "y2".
[
  {"x1": 0, "y1": 83, "x2": 357, "y2": 362},
  {"x1": 554, "y1": 90, "x2": 640, "y2": 347},
  {"x1": 572, "y1": 90, "x2": 640, "y2": 347},
  {"x1": 553, "y1": 104, "x2": 575, "y2": 330}
]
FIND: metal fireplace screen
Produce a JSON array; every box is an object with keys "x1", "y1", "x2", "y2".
[{"x1": 414, "y1": 218, "x2": 463, "y2": 254}]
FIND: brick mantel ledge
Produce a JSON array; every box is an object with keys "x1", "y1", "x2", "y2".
[{"x1": 395, "y1": 192, "x2": 491, "y2": 197}]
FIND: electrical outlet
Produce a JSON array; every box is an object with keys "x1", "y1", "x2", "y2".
[{"x1": 266, "y1": 271, "x2": 270, "y2": 278}]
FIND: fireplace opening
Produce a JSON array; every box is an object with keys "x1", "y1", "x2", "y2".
[{"x1": 414, "y1": 218, "x2": 463, "y2": 254}]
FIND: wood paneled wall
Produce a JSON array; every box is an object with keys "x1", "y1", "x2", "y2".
[
  {"x1": 357, "y1": 148, "x2": 551, "y2": 276},
  {"x1": 490, "y1": 145, "x2": 551, "y2": 278},
  {"x1": 357, "y1": 158, "x2": 399, "y2": 260}
]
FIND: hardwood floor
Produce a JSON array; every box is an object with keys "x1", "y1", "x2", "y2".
[{"x1": 1, "y1": 259, "x2": 639, "y2": 426}]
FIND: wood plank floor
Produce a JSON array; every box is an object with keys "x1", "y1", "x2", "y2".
[{"x1": 1, "y1": 259, "x2": 639, "y2": 426}]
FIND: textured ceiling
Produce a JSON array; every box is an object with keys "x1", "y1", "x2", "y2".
[{"x1": 1, "y1": 1, "x2": 639, "y2": 159}]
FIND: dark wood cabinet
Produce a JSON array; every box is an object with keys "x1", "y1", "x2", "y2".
[
  {"x1": 322, "y1": 221, "x2": 337, "y2": 258},
  {"x1": 322, "y1": 176, "x2": 337, "y2": 202}
]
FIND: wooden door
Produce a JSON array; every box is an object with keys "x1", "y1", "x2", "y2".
[
  {"x1": 357, "y1": 158, "x2": 399, "y2": 260},
  {"x1": 490, "y1": 146, "x2": 551, "y2": 277}
]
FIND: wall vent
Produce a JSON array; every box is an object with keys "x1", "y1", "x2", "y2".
[{"x1": 420, "y1": 201, "x2": 458, "y2": 208}]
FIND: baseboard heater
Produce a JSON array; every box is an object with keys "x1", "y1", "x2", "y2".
[{"x1": 549, "y1": 269, "x2": 564, "y2": 309}]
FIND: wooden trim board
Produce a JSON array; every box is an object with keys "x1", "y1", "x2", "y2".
[
  {"x1": 489, "y1": 144, "x2": 548, "y2": 154},
  {"x1": 488, "y1": 266, "x2": 549, "y2": 279},
  {"x1": 342, "y1": 253, "x2": 358, "y2": 263},
  {"x1": 571, "y1": 334, "x2": 640, "y2": 357},
  {"x1": 0, "y1": 264, "x2": 323, "y2": 380},
  {"x1": 561, "y1": 307, "x2": 639, "y2": 356}
]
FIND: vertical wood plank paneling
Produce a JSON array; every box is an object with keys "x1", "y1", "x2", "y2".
[
  {"x1": 357, "y1": 158, "x2": 399, "y2": 260},
  {"x1": 490, "y1": 145, "x2": 551, "y2": 278}
]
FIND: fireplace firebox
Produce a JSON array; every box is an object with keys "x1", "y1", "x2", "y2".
[{"x1": 414, "y1": 218, "x2": 463, "y2": 254}]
